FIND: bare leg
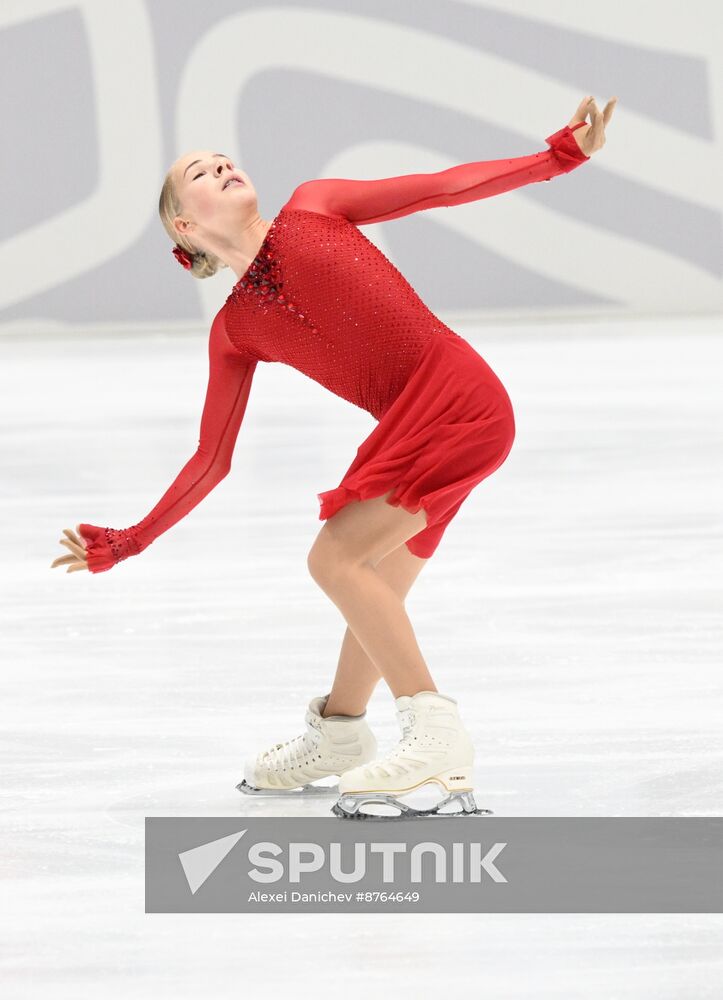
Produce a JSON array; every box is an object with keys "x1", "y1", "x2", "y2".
[
  {"x1": 307, "y1": 490, "x2": 437, "y2": 705},
  {"x1": 323, "y1": 541, "x2": 429, "y2": 717}
]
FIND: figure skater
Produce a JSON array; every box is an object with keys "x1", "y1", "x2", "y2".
[{"x1": 51, "y1": 95, "x2": 616, "y2": 819}]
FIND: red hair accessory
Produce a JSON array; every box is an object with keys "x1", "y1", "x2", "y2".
[{"x1": 172, "y1": 244, "x2": 194, "y2": 270}]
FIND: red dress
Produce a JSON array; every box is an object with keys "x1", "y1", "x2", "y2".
[{"x1": 80, "y1": 123, "x2": 589, "y2": 572}]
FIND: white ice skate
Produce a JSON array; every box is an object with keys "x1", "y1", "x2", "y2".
[
  {"x1": 331, "y1": 691, "x2": 493, "y2": 819},
  {"x1": 236, "y1": 694, "x2": 378, "y2": 797}
]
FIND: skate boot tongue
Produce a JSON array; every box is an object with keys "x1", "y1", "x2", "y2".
[
  {"x1": 406, "y1": 691, "x2": 458, "y2": 707},
  {"x1": 309, "y1": 693, "x2": 368, "y2": 721},
  {"x1": 308, "y1": 694, "x2": 331, "y2": 718},
  {"x1": 395, "y1": 692, "x2": 457, "y2": 709}
]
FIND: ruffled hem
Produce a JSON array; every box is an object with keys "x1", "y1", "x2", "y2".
[
  {"x1": 77, "y1": 524, "x2": 113, "y2": 574},
  {"x1": 78, "y1": 523, "x2": 140, "y2": 574},
  {"x1": 545, "y1": 122, "x2": 590, "y2": 172},
  {"x1": 317, "y1": 482, "x2": 431, "y2": 523},
  {"x1": 316, "y1": 330, "x2": 515, "y2": 554}
]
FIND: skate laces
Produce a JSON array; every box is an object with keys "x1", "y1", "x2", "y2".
[
  {"x1": 262, "y1": 714, "x2": 322, "y2": 771},
  {"x1": 390, "y1": 708, "x2": 417, "y2": 756},
  {"x1": 399, "y1": 708, "x2": 416, "y2": 742}
]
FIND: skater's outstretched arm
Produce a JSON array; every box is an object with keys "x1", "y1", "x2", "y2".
[
  {"x1": 53, "y1": 307, "x2": 257, "y2": 574},
  {"x1": 288, "y1": 121, "x2": 589, "y2": 225},
  {"x1": 286, "y1": 94, "x2": 618, "y2": 226}
]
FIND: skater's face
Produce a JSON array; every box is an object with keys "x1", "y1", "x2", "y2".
[{"x1": 171, "y1": 149, "x2": 257, "y2": 245}]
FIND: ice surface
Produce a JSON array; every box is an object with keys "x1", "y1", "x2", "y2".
[{"x1": 1, "y1": 314, "x2": 721, "y2": 997}]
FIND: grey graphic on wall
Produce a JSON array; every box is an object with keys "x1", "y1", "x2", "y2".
[{"x1": 2, "y1": 0, "x2": 721, "y2": 331}]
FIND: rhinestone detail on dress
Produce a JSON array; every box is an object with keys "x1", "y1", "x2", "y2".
[
  {"x1": 103, "y1": 527, "x2": 140, "y2": 562},
  {"x1": 226, "y1": 215, "x2": 321, "y2": 337}
]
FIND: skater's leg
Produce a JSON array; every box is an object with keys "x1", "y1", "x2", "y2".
[
  {"x1": 307, "y1": 490, "x2": 437, "y2": 700},
  {"x1": 323, "y1": 542, "x2": 430, "y2": 717}
]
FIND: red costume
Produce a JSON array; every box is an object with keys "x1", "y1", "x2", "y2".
[{"x1": 80, "y1": 123, "x2": 589, "y2": 572}]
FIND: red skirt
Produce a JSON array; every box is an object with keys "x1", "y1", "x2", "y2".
[{"x1": 317, "y1": 329, "x2": 515, "y2": 558}]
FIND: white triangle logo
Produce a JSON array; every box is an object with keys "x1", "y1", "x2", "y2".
[{"x1": 178, "y1": 829, "x2": 247, "y2": 894}]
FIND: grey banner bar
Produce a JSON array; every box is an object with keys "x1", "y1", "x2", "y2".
[{"x1": 145, "y1": 817, "x2": 723, "y2": 913}]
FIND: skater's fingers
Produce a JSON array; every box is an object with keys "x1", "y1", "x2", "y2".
[
  {"x1": 590, "y1": 100, "x2": 606, "y2": 148},
  {"x1": 66, "y1": 562, "x2": 89, "y2": 573},
  {"x1": 603, "y1": 96, "x2": 618, "y2": 126},
  {"x1": 59, "y1": 537, "x2": 87, "y2": 561},
  {"x1": 50, "y1": 553, "x2": 77, "y2": 568},
  {"x1": 571, "y1": 95, "x2": 594, "y2": 125},
  {"x1": 57, "y1": 539, "x2": 89, "y2": 575},
  {"x1": 64, "y1": 526, "x2": 86, "y2": 550}
]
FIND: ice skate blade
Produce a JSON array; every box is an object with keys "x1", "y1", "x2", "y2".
[
  {"x1": 331, "y1": 789, "x2": 493, "y2": 820},
  {"x1": 236, "y1": 779, "x2": 340, "y2": 798}
]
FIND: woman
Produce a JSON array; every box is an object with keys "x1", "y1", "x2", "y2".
[{"x1": 51, "y1": 95, "x2": 616, "y2": 820}]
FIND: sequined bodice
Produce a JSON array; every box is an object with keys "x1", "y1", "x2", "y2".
[{"x1": 222, "y1": 207, "x2": 448, "y2": 420}]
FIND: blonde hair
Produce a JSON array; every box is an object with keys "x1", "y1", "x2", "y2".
[{"x1": 158, "y1": 168, "x2": 229, "y2": 280}]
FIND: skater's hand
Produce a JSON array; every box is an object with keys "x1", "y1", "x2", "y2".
[
  {"x1": 50, "y1": 524, "x2": 89, "y2": 573},
  {"x1": 568, "y1": 95, "x2": 617, "y2": 156}
]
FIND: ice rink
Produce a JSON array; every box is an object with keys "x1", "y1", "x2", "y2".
[{"x1": 2, "y1": 312, "x2": 722, "y2": 997}]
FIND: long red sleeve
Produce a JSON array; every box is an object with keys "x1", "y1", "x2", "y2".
[
  {"x1": 79, "y1": 308, "x2": 257, "y2": 573},
  {"x1": 286, "y1": 122, "x2": 589, "y2": 225}
]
